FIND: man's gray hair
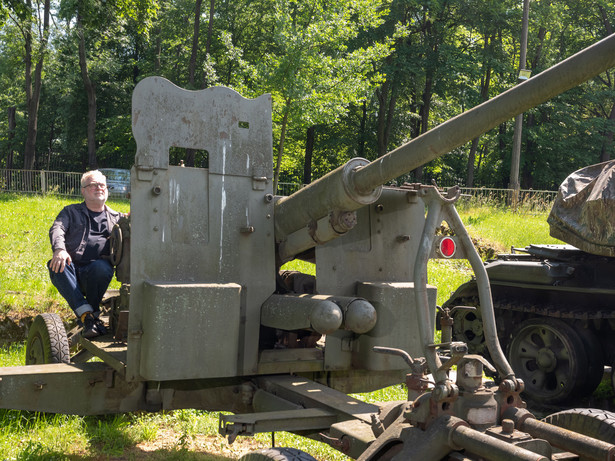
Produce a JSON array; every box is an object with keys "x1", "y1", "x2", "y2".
[{"x1": 81, "y1": 170, "x2": 106, "y2": 188}]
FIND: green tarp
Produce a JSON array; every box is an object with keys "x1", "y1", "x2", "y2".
[{"x1": 548, "y1": 160, "x2": 615, "y2": 257}]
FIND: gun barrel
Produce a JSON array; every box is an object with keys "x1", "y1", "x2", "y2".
[{"x1": 275, "y1": 33, "x2": 615, "y2": 242}]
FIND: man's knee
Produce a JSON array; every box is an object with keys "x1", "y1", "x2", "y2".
[
  {"x1": 90, "y1": 259, "x2": 114, "y2": 281},
  {"x1": 48, "y1": 260, "x2": 77, "y2": 285}
]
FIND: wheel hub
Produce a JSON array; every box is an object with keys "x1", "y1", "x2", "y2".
[
  {"x1": 28, "y1": 337, "x2": 44, "y2": 364},
  {"x1": 536, "y1": 347, "x2": 557, "y2": 372}
]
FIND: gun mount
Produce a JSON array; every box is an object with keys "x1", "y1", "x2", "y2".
[{"x1": 2, "y1": 34, "x2": 615, "y2": 461}]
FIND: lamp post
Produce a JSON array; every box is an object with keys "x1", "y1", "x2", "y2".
[{"x1": 509, "y1": 0, "x2": 531, "y2": 208}]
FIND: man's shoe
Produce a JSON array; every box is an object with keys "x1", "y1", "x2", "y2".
[{"x1": 81, "y1": 313, "x2": 108, "y2": 339}]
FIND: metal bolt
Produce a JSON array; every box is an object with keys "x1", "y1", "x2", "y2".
[{"x1": 501, "y1": 419, "x2": 515, "y2": 434}]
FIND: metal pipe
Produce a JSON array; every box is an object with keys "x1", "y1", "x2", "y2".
[
  {"x1": 519, "y1": 417, "x2": 615, "y2": 461},
  {"x1": 443, "y1": 202, "x2": 514, "y2": 379},
  {"x1": 414, "y1": 191, "x2": 446, "y2": 383},
  {"x1": 451, "y1": 424, "x2": 548, "y2": 461}
]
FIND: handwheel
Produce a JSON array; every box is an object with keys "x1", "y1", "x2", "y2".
[
  {"x1": 507, "y1": 317, "x2": 588, "y2": 404},
  {"x1": 25, "y1": 313, "x2": 70, "y2": 364}
]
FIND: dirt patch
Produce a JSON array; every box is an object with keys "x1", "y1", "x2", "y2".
[
  {"x1": 102, "y1": 431, "x2": 270, "y2": 460},
  {"x1": 0, "y1": 309, "x2": 73, "y2": 345}
]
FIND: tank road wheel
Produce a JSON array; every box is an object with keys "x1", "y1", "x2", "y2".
[
  {"x1": 240, "y1": 447, "x2": 318, "y2": 461},
  {"x1": 542, "y1": 409, "x2": 615, "y2": 446},
  {"x1": 507, "y1": 318, "x2": 587, "y2": 405},
  {"x1": 25, "y1": 313, "x2": 70, "y2": 365}
]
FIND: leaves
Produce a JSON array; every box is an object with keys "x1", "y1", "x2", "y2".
[{"x1": 0, "y1": 0, "x2": 614, "y2": 190}]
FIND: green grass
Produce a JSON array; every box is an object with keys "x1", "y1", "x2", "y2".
[
  {"x1": 0, "y1": 193, "x2": 558, "y2": 459},
  {"x1": 457, "y1": 203, "x2": 561, "y2": 252}
]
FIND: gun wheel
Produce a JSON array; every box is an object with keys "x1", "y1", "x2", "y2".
[
  {"x1": 25, "y1": 313, "x2": 70, "y2": 365},
  {"x1": 240, "y1": 447, "x2": 318, "y2": 461},
  {"x1": 507, "y1": 318, "x2": 588, "y2": 405},
  {"x1": 542, "y1": 408, "x2": 615, "y2": 444}
]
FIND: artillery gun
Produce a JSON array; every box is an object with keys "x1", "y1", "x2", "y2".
[
  {"x1": 6, "y1": 34, "x2": 615, "y2": 460},
  {"x1": 446, "y1": 160, "x2": 615, "y2": 408}
]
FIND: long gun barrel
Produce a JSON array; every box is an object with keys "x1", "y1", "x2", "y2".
[{"x1": 274, "y1": 33, "x2": 615, "y2": 246}]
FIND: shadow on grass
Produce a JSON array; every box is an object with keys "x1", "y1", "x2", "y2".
[
  {"x1": 13, "y1": 446, "x2": 235, "y2": 461},
  {"x1": 0, "y1": 192, "x2": 26, "y2": 202}
]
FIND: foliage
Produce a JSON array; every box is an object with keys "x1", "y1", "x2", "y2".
[{"x1": 1, "y1": 1, "x2": 615, "y2": 190}]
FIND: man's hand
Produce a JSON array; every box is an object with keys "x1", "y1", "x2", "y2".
[{"x1": 50, "y1": 249, "x2": 72, "y2": 273}]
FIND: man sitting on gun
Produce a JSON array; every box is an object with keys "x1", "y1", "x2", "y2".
[{"x1": 48, "y1": 170, "x2": 123, "y2": 338}]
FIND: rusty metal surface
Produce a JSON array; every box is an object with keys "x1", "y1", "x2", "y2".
[{"x1": 520, "y1": 417, "x2": 615, "y2": 461}]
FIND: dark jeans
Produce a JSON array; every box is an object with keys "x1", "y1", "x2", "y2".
[{"x1": 48, "y1": 259, "x2": 114, "y2": 318}]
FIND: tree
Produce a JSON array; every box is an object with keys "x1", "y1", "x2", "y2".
[
  {"x1": 10, "y1": 0, "x2": 52, "y2": 170},
  {"x1": 59, "y1": 0, "x2": 157, "y2": 169},
  {"x1": 255, "y1": 0, "x2": 390, "y2": 190}
]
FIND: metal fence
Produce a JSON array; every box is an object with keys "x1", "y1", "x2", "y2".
[
  {"x1": 445, "y1": 186, "x2": 558, "y2": 212},
  {"x1": 1, "y1": 169, "x2": 557, "y2": 209},
  {"x1": 1, "y1": 169, "x2": 82, "y2": 196}
]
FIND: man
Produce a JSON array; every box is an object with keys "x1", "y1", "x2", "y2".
[{"x1": 49, "y1": 170, "x2": 123, "y2": 338}]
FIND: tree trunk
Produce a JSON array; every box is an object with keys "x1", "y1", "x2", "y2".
[
  {"x1": 599, "y1": 6, "x2": 613, "y2": 35},
  {"x1": 155, "y1": 27, "x2": 161, "y2": 72},
  {"x1": 376, "y1": 79, "x2": 397, "y2": 157},
  {"x1": 599, "y1": 7, "x2": 613, "y2": 162},
  {"x1": 303, "y1": 125, "x2": 316, "y2": 185},
  {"x1": 185, "y1": 0, "x2": 204, "y2": 164},
  {"x1": 520, "y1": 26, "x2": 546, "y2": 189},
  {"x1": 7, "y1": 107, "x2": 16, "y2": 171},
  {"x1": 467, "y1": 34, "x2": 494, "y2": 187},
  {"x1": 466, "y1": 137, "x2": 479, "y2": 187},
  {"x1": 600, "y1": 101, "x2": 615, "y2": 162},
  {"x1": 23, "y1": 0, "x2": 50, "y2": 171},
  {"x1": 273, "y1": 98, "x2": 291, "y2": 194},
  {"x1": 77, "y1": 14, "x2": 97, "y2": 170},
  {"x1": 357, "y1": 101, "x2": 367, "y2": 159},
  {"x1": 413, "y1": 73, "x2": 434, "y2": 183},
  {"x1": 188, "y1": 0, "x2": 202, "y2": 87},
  {"x1": 203, "y1": 0, "x2": 215, "y2": 88}
]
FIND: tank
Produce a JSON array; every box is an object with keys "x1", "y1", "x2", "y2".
[{"x1": 446, "y1": 160, "x2": 615, "y2": 408}]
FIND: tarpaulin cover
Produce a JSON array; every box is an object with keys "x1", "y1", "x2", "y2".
[{"x1": 547, "y1": 160, "x2": 615, "y2": 257}]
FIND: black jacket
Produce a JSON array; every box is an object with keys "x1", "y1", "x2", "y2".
[{"x1": 49, "y1": 202, "x2": 122, "y2": 263}]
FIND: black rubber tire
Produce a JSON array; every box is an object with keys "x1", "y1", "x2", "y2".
[
  {"x1": 542, "y1": 408, "x2": 615, "y2": 445},
  {"x1": 507, "y1": 317, "x2": 588, "y2": 405},
  {"x1": 25, "y1": 313, "x2": 70, "y2": 364},
  {"x1": 575, "y1": 327, "x2": 605, "y2": 397},
  {"x1": 240, "y1": 447, "x2": 318, "y2": 461}
]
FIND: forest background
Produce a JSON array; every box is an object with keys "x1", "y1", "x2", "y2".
[{"x1": 1, "y1": 0, "x2": 614, "y2": 191}]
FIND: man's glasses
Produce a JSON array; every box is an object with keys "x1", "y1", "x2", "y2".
[{"x1": 84, "y1": 182, "x2": 107, "y2": 190}]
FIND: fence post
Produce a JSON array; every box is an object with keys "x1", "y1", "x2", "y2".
[{"x1": 41, "y1": 170, "x2": 47, "y2": 194}]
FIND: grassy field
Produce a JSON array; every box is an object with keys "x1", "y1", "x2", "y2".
[{"x1": 0, "y1": 193, "x2": 559, "y2": 460}]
